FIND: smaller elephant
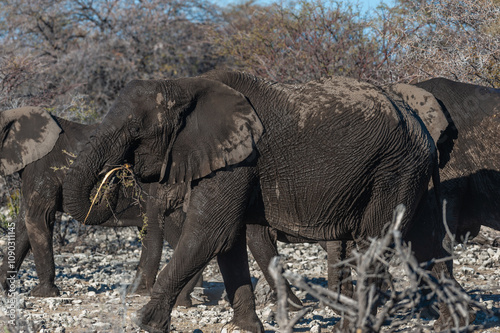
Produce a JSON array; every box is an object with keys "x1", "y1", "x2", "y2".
[{"x1": 0, "y1": 107, "x2": 188, "y2": 300}]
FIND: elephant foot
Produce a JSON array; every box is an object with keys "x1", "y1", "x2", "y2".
[
  {"x1": 31, "y1": 283, "x2": 60, "y2": 297},
  {"x1": 229, "y1": 310, "x2": 264, "y2": 333},
  {"x1": 135, "y1": 301, "x2": 172, "y2": 333},
  {"x1": 221, "y1": 321, "x2": 264, "y2": 333},
  {"x1": 260, "y1": 289, "x2": 302, "y2": 311},
  {"x1": 433, "y1": 305, "x2": 476, "y2": 332}
]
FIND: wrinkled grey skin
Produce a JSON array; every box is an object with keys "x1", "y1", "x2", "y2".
[
  {"x1": 62, "y1": 70, "x2": 454, "y2": 332},
  {"x1": 321, "y1": 78, "x2": 499, "y2": 324},
  {"x1": 415, "y1": 78, "x2": 500, "y2": 240},
  {"x1": 149, "y1": 182, "x2": 304, "y2": 309},
  {"x1": 0, "y1": 107, "x2": 299, "y2": 307},
  {"x1": 248, "y1": 82, "x2": 453, "y2": 300},
  {"x1": 0, "y1": 107, "x2": 188, "y2": 300}
]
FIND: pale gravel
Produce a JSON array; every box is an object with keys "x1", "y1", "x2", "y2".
[{"x1": 0, "y1": 216, "x2": 498, "y2": 333}]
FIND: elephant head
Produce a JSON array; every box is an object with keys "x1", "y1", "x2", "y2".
[
  {"x1": 384, "y1": 83, "x2": 456, "y2": 168},
  {"x1": 63, "y1": 78, "x2": 264, "y2": 225},
  {"x1": 0, "y1": 106, "x2": 62, "y2": 176}
]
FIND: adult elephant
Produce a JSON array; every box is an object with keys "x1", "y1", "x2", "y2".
[
  {"x1": 414, "y1": 78, "x2": 500, "y2": 240},
  {"x1": 0, "y1": 106, "x2": 300, "y2": 307},
  {"x1": 248, "y1": 81, "x2": 455, "y2": 300},
  {"x1": 315, "y1": 78, "x2": 500, "y2": 305},
  {"x1": 62, "y1": 70, "x2": 455, "y2": 332},
  {"x1": 0, "y1": 107, "x2": 193, "y2": 303}
]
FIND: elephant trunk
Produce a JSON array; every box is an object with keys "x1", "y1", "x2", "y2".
[{"x1": 63, "y1": 131, "x2": 125, "y2": 225}]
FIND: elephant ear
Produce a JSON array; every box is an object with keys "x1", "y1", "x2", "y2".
[
  {"x1": 161, "y1": 78, "x2": 264, "y2": 184},
  {"x1": 0, "y1": 106, "x2": 62, "y2": 175},
  {"x1": 385, "y1": 83, "x2": 453, "y2": 167}
]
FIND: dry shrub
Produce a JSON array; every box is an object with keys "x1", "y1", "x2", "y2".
[
  {"x1": 269, "y1": 205, "x2": 496, "y2": 332},
  {"x1": 392, "y1": 0, "x2": 500, "y2": 86}
]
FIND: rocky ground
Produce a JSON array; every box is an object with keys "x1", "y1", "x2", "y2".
[{"x1": 0, "y1": 215, "x2": 499, "y2": 333}]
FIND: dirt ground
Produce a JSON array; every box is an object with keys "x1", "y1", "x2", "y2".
[{"x1": 0, "y1": 217, "x2": 499, "y2": 333}]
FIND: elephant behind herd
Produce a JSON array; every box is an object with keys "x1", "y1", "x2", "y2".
[{"x1": 0, "y1": 72, "x2": 498, "y2": 332}]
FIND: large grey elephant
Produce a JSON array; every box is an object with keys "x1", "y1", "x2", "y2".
[
  {"x1": 414, "y1": 78, "x2": 500, "y2": 240},
  {"x1": 315, "y1": 77, "x2": 500, "y2": 307},
  {"x1": 247, "y1": 81, "x2": 455, "y2": 300},
  {"x1": 0, "y1": 106, "x2": 301, "y2": 307},
  {"x1": 62, "y1": 70, "x2": 459, "y2": 332}
]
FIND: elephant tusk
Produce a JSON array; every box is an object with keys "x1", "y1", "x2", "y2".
[{"x1": 84, "y1": 163, "x2": 133, "y2": 224}]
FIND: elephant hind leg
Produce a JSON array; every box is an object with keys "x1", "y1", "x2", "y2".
[
  {"x1": 326, "y1": 240, "x2": 355, "y2": 299},
  {"x1": 218, "y1": 230, "x2": 263, "y2": 332},
  {"x1": 246, "y1": 223, "x2": 303, "y2": 311},
  {"x1": 431, "y1": 261, "x2": 476, "y2": 330}
]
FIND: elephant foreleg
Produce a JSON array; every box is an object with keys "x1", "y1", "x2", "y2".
[
  {"x1": 25, "y1": 206, "x2": 59, "y2": 297},
  {"x1": 136, "y1": 168, "x2": 263, "y2": 333},
  {"x1": 161, "y1": 209, "x2": 205, "y2": 308},
  {"x1": 130, "y1": 222, "x2": 164, "y2": 296},
  {"x1": 129, "y1": 226, "x2": 153, "y2": 295},
  {"x1": 130, "y1": 183, "x2": 167, "y2": 296},
  {"x1": 0, "y1": 202, "x2": 31, "y2": 293}
]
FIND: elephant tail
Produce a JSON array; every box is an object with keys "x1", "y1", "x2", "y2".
[
  {"x1": 431, "y1": 157, "x2": 454, "y2": 255},
  {"x1": 431, "y1": 161, "x2": 441, "y2": 223}
]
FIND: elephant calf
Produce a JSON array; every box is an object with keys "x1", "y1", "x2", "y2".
[{"x1": 0, "y1": 107, "x2": 177, "y2": 299}]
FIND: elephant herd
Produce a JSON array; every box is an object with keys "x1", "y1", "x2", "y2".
[{"x1": 0, "y1": 70, "x2": 498, "y2": 332}]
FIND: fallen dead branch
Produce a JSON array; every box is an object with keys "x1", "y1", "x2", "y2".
[{"x1": 268, "y1": 204, "x2": 496, "y2": 332}]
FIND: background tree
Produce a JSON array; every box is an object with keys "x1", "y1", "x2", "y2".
[
  {"x1": 0, "y1": 0, "x2": 222, "y2": 119},
  {"x1": 211, "y1": 0, "x2": 387, "y2": 83},
  {"x1": 392, "y1": 0, "x2": 500, "y2": 86},
  {"x1": 212, "y1": 0, "x2": 499, "y2": 86},
  {"x1": 0, "y1": 0, "x2": 498, "y2": 116}
]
